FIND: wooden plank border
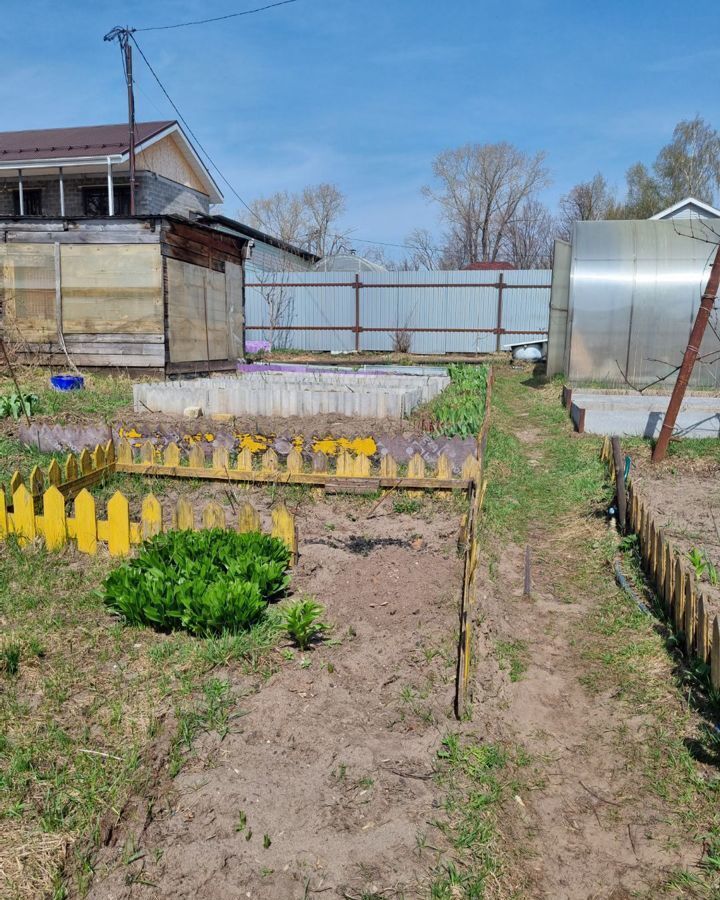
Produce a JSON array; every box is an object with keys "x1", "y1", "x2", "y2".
[
  {"x1": 455, "y1": 365, "x2": 494, "y2": 719},
  {"x1": 601, "y1": 438, "x2": 720, "y2": 694}
]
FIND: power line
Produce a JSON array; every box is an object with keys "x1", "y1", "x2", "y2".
[
  {"x1": 135, "y1": 0, "x2": 299, "y2": 33},
  {"x1": 121, "y1": 32, "x2": 436, "y2": 257},
  {"x1": 129, "y1": 33, "x2": 269, "y2": 229},
  {"x1": 129, "y1": 35, "x2": 426, "y2": 254}
]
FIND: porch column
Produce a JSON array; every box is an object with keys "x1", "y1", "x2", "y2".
[
  {"x1": 106, "y1": 156, "x2": 114, "y2": 216},
  {"x1": 58, "y1": 166, "x2": 65, "y2": 217},
  {"x1": 17, "y1": 169, "x2": 24, "y2": 216}
]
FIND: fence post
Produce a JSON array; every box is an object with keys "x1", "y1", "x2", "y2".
[
  {"x1": 495, "y1": 273, "x2": 505, "y2": 352},
  {"x1": 354, "y1": 274, "x2": 361, "y2": 352}
]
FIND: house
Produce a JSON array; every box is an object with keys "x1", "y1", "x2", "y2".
[
  {"x1": 0, "y1": 120, "x2": 222, "y2": 219},
  {"x1": 650, "y1": 196, "x2": 720, "y2": 220}
]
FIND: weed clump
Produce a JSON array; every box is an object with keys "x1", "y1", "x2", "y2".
[
  {"x1": 104, "y1": 529, "x2": 291, "y2": 636},
  {"x1": 421, "y1": 364, "x2": 488, "y2": 438}
]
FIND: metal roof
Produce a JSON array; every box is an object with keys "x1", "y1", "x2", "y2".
[
  {"x1": 197, "y1": 214, "x2": 319, "y2": 262},
  {"x1": 0, "y1": 121, "x2": 174, "y2": 161}
]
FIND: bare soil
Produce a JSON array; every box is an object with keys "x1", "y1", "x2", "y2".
[
  {"x1": 630, "y1": 456, "x2": 720, "y2": 618},
  {"x1": 84, "y1": 495, "x2": 466, "y2": 899}
]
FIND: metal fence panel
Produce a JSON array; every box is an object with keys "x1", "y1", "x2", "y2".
[{"x1": 245, "y1": 268, "x2": 551, "y2": 353}]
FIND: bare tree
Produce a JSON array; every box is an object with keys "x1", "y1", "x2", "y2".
[
  {"x1": 422, "y1": 142, "x2": 550, "y2": 266},
  {"x1": 248, "y1": 264, "x2": 296, "y2": 351},
  {"x1": 403, "y1": 227, "x2": 445, "y2": 270},
  {"x1": 502, "y1": 199, "x2": 556, "y2": 268},
  {"x1": 247, "y1": 190, "x2": 307, "y2": 246},
  {"x1": 301, "y1": 184, "x2": 350, "y2": 256},
  {"x1": 558, "y1": 173, "x2": 616, "y2": 238},
  {"x1": 246, "y1": 183, "x2": 350, "y2": 257}
]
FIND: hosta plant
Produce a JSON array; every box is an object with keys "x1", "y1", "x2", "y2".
[
  {"x1": 280, "y1": 597, "x2": 329, "y2": 650},
  {"x1": 0, "y1": 392, "x2": 39, "y2": 420},
  {"x1": 104, "y1": 529, "x2": 291, "y2": 636}
]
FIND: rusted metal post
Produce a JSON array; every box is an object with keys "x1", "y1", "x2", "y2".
[
  {"x1": 354, "y1": 274, "x2": 361, "y2": 352},
  {"x1": 611, "y1": 435, "x2": 626, "y2": 533},
  {"x1": 495, "y1": 273, "x2": 505, "y2": 352},
  {"x1": 652, "y1": 243, "x2": 720, "y2": 463}
]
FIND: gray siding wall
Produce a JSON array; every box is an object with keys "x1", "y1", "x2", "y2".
[{"x1": 0, "y1": 170, "x2": 209, "y2": 217}]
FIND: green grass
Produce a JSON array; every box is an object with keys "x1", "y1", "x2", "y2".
[
  {"x1": 0, "y1": 436, "x2": 65, "y2": 485},
  {"x1": 495, "y1": 639, "x2": 529, "y2": 682},
  {"x1": 0, "y1": 368, "x2": 134, "y2": 423},
  {"x1": 463, "y1": 369, "x2": 720, "y2": 896},
  {"x1": 481, "y1": 373, "x2": 611, "y2": 542},
  {"x1": 0, "y1": 539, "x2": 282, "y2": 898},
  {"x1": 429, "y1": 733, "x2": 532, "y2": 898}
]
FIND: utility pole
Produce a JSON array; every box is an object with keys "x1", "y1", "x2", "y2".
[
  {"x1": 652, "y1": 241, "x2": 720, "y2": 463},
  {"x1": 103, "y1": 26, "x2": 137, "y2": 215}
]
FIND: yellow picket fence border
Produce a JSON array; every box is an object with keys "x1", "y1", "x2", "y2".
[
  {"x1": 0, "y1": 483, "x2": 298, "y2": 563},
  {"x1": 114, "y1": 438, "x2": 477, "y2": 491},
  {"x1": 601, "y1": 436, "x2": 720, "y2": 692}
]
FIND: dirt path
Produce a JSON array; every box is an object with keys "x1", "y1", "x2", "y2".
[{"x1": 468, "y1": 372, "x2": 713, "y2": 898}]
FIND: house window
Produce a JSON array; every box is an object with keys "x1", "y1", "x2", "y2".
[
  {"x1": 12, "y1": 188, "x2": 43, "y2": 216},
  {"x1": 82, "y1": 185, "x2": 131, "y2": 216}
]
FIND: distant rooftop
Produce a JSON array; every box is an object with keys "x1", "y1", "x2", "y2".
[
  {"x1": 650, "y1": 196, "x2": 720, "y2": 220},
  {"x1": 463, "y1": 261, "x2": 515, "y2": 271}
]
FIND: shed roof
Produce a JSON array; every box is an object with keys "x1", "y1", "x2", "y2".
[{"x1": 197, "y1": 214, "x2": 319, "y2": 263}]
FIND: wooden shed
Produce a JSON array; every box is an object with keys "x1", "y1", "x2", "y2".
[{"x1": 0, "y1": 216, "x2": 248, "y2": 373}]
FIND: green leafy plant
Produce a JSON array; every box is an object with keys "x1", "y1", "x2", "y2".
[
  {"x1": 280, "y1": 597, "x2": 329, "y2": 650},
  {"x1": 104, "y1": 529, "x2": 291, "y2": 637},
  {"x1": 687, "y1": 548, "x2": 718, "y2": 586},
  {"x1": 0, "y1": 392, "x2": 39, "y2": 420},
  {"x1": 419, "y1": 364, "x2": 488, "y2": 438}
]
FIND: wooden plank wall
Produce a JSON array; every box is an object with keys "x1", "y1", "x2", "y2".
[
  {"x1": 2, "y1": 235, "x2": 165, "y2": 367},
  {"x1": 1, "y1": 217, "x2": 247, "y2": 370},
  {"x1": 161, "y1": 219, "x2": 246, "y2": 370},
  {"x1": 600, "y1": 437, "x2": 720, "y2": 693}
]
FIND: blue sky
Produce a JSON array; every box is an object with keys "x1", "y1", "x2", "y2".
[{"x1": 2, "y1": 0, "x2": 719, "y2": 254}]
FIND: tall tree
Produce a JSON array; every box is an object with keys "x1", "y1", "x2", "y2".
[
  {"x1": 558, "y1": 173, "x2": 616, "y2": 238},
  {"x1": 247, "y1": 183, "x2": 350, "y2": 257},
  {"x1": 422, "y1": 142, "x2": 550, "y2": 266},
  {"x1": 655, "y1": 116, "x2": 720, "y2": 203},
  {"x1": 301, "y1": 184, "x2": 349, "y2": 257},
  {"x1": 502, "y1": 199, "x2": 556, "y2": 268},
  {"x1": 621, "y1": 116, "x2": 720, "y2": 217}
]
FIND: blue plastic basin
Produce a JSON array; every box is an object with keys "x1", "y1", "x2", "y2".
[{"x1": 51, "y1": 375, "x2": 84, "y2": 392}]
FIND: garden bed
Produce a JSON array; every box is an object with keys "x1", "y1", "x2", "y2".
[
  {"x1": 94, "y1": 500, "x2": 462, "y2": 899},
  {"x1": 627, "y1": 446, "x2": 720, "y2": 619}
]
